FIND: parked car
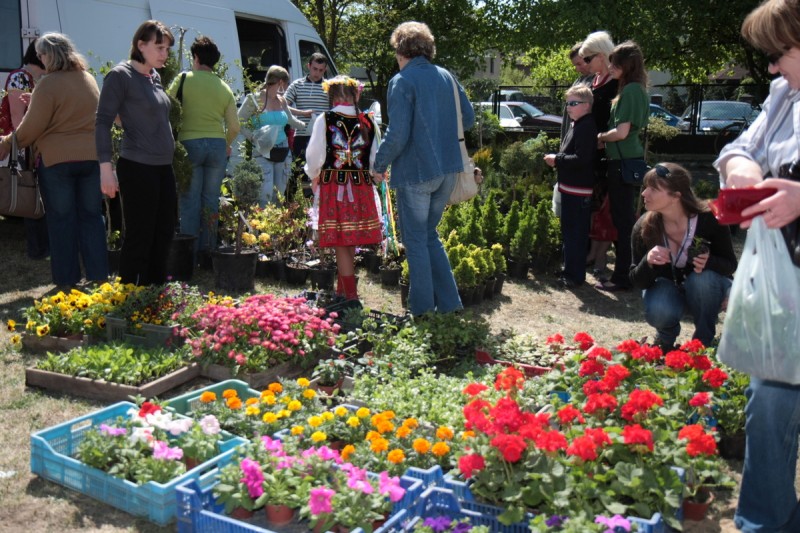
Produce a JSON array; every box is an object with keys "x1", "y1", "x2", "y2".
[
  {"x1": 477, "y1": 102, "x2": 523, "y2": 132},
  {"x1": 649, "y1": 103, "x2": 680, "y2": 127},
  {"x1": 504, "y1": 101, "x2": 562, "y2": 133},
  {"x1": 677, "y1": 101, "x2": 761, "y2": 134},
  {"x1": 490, "y1": 89, "x2": 527, "y2": 103}
]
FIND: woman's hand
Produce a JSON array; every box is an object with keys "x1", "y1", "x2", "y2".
[
  {"x1": 692, "y1": 252, "x2": 709, "y2": 273},
  {"x1": 543, "y1": 154, "x2": 556, "y2": 168},
  {"x1": 0, "y1": 136, "x2": 10, "y2": 161},
  {"x1": 742, "y1": 178, "x2": 800, "y2": 229},
  {"x1": 646, "y1": 245, "x2": 671, "y2": 266},
  {"x1": 371, "y1": 170, "x2": 387, "y2": 183},
  {"x1": 100, "y1": 163, "x2": 119, "y2": 198}
]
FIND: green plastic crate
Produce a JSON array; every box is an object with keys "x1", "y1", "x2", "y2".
[{"x1": 165, "y1": 379, "x2": 260, "y2": 416}]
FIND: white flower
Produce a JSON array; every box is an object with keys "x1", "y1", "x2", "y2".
[
  {"x1": 199, "y1": 415, "x2": 221, "y2": 435},
  {"x1": 144, "y1": 410, "x2": 174, "y2": 431},
  {"x1": 166, "y1": 417, "x2": 194, "y2": 436},
  {"x1": 129, "y1": 426, "x2": 153, "y2": 445}
]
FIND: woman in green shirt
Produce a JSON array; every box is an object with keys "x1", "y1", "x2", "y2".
[
  {"x1": 595, "y1": 41, "x2": 649, "y2": 291},
  {"x1": 168, "y1": 36, "x2": 239, "y2": 260}
]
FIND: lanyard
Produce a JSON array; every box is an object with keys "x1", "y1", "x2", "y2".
[{"x1": 662, "y1": 217, "x2": 691, "y2": 285}]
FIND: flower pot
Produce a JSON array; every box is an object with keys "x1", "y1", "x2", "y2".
[
  {"x1": 471, "y1": 284, "x2": 484, "y2": 305},
  {"x1": 682, "y1": 487, "x2": 714, "y2": 521},
  {"x1": 184, "y1": 456, "x2": 200, "y2": 470},
  {"x1": 212, "y1": 247, "x2": 258, "y2": 292},
  {"x1": 107, "y1": 248, "x2": 121, "y2": 276},
  {"x1": 507, "y1": 259, "x2": 529, "y2": 280},
  {"x1": 379, "y1": 265, "x2": 401, "y2": 286},
  {"x1": 316, "y1": 378, "x2": 344, "y2": 396},
  {"x1": 265, "y1": 503, "x2": 295, "y2": 526},
  {"x1": 494, "y1": 272, "x2": 506, "y2": 294},
  {"x1": 309, "y1": 266, "x2": 337, "y2": 291},
  {"x1": 365, "y1": 253, "x2": 381, "y2": 274},
  {"x1": 529, "y1": 253, "x2": 551, "y2": 274},
  {"x1": 285, "y1": 263, "x2": 309, "y2": 286},
  {"x1": 718, "y1": 429, "x2": 746, "y2": 460},
  {"x1": 255, "y1": 258, "x2": 271, "y2": 278},
  {"x1": 166, "y1": 233, "x2": 196, "y2": 281},
  {"x1": 458, "y1": 287, "x2": 474, "y2": 307},
  {"x1": 400, "y1": 281, "x2": 409, "y2": 308},
  {"x1": 483, "y1": 277, "x2": 496, "y2": 300},
  {"x1": 197, "y1": 250, "x2": 213, "y2": 271},
  {"x1": 269, "y1": 257, "x2": 287, "y2": 282},
  {"x1": 229, "y1": 506, "x2": 254, "y2": 520}
]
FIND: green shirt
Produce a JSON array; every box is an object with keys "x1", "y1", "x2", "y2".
[
  {"x1": 606, "y1": 82, "x2": 649, "y2": 160},
  {"x1": 167, "y1": 70, "x2": 239, "y2": 144}
]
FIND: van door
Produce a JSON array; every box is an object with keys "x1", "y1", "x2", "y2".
[
  {"x1": 148, "y1": 0, "x2": 242, "y2": 91},
  {"x1": 294, "y1": 33, "x2": 336, "y2": 78}
]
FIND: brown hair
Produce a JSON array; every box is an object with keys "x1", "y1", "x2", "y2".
[
  {"x1": 129, "y1": 20, "x2": 174, "y2": 63},
  {"x1": 265, "y1": 65, "x2": 290, "y2": 86},
  {"x1": 35, "y1": 32, "x2": 88, "y2": 72},
  {"x1": 191, "y1": 36, "x2": 220, "y2": 68},
  {"x1": 390, "y1": 21, "x2": 436, "y2": 61},
  {"x1": 741, "y1": 0, "x2": 800, "y2": 54},
  {"x1": 610, "y1": 41, "x2": 648, "y2": 100},
  {"x1": 639, "y1": 162, "x2": 709, "y2": 247}
]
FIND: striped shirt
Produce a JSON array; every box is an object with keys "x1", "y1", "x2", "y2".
[
  {"x1": 715, "y1": 77, "x2": 800, "y2": 181},
  {"x1": 284, "y1": 76, "x2": 329, "y2": 137}
]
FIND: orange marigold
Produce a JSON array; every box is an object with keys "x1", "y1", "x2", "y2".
[
  {"x1": 268, "y1": 382, "x2": 283, "y2": 393},
  {"x1": 387, "y1": 449, "x2": 405, "y2": 464},
  {"x1": 370, "y1": 438, "x2": 389, "y2": 453},
  {"x1": 432, "y1": 442, "x2": 450, "y2": 457},
  {"x1": 199, "y1": 391, "x2": 217, "y2": 403},
  {"x1": 395, "y1": 426, "x2": 412, "y2": 439},
  {"x1": 402, "y1": 417, "x2": 419, "y2": 429},
  {"x1": 222, "y1": 389, "x2": 238, "y2": 399},
  {"x1": 226, "y1": 397, "x2": 242, "y2": 409},
  {"x1": 413, "y1": 438, "x2": 431, "y2": 454},
  {"x1": 436, "y1": 427, "x2": 454, "y2": 440},
  {"x1": 341, "y1": 444, "x2": 355, "y2": 460},
  {"x1": 461, "y1": 430, "x2": 476, "y2": 440},
  {"x1": 245, "y1": 397, "x2": 259, "y2": 406},
  {"x1": 376, "y1": 420, "x2": 395, "y2": 434},
  {"x1": 365, "y1": 430, "x2": 381, "y2": 441}
]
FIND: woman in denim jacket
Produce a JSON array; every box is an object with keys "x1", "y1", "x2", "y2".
[{"x1": 372, "y1": 21, "x2": 474, "y2": 317}]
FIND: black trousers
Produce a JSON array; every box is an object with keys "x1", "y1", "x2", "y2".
[
  {"x1": 607, "y1": 161, "x2": 637, "y2": 288},
  {"x1": 116, "y1": 157, "x2": 177, "y2": 285}
]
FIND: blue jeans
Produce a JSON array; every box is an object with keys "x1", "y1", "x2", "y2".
[
  {"x1": 735, "y1": 378, "x2": 800, "y2": 532},
  {"x1": 255, "y1": 148, "x2": 291, "y2": 206},
  {"x1": 560, "y1": 193, "x2": 592, "y2": 284},
  {"x1": 37, "y1": 160, "x2": 108, "y2": 285},
  {"x1": 395, "y1": 173, "x2": 461, "y2": 316},
  {"x1": 642, "y1": 270, "x2": 731, "y2": 346},
  {"x1": 179, "y1": 138, "x2": 227, "y2": 253}
]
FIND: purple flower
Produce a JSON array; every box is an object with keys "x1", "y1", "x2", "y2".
[
  {"x1": 239, "y1": 458, "x2": 264, "y2": 498},
  {"x1": 378, "y1": 471, "x2": 405, "y2": 502},
  {"x1": 595, "y1": 515, "x2": 632, "y2": 533},
  {"x1": 423, "y1": 516, "x2": 453, "y2": 532},
  {"x1": 261, "y1": 435, "x2": 283, "y2": 453},
  {"x1": 452, "y1": 523, "x2": 472, "y2": 533},
  {"x1": 309, "y1": 486, "x2": 334, "y2": 515},
  {"x1": 546, "y1": 515, "x2": 567, "y2": 528},
  {"x1": 152, "y1": 440, "x2": 183, "y2": 461},
  {"x1": 99, "y1": 424, "x2": 126, "y2": 437}
]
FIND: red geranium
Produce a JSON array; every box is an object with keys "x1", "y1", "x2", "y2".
[
  {"x1": 462, "y1": 383, "x2": 489, "y2": 396},
  {"x1": 557, "y1": 404, "x2": 585, "y2": 425},
  {"x1": 631, "y1": 344, "x2": 663, "y2": 362},
  {"x1": 584, "y1": 427, "x2": 612, "y2": 447},
  {"x1": 620, "y1": 389, "x2": 664, "y2": 422},
  {"x1": 616, "y1": 339, "x2": 641, "y2": 354},
  {"x1": 665, "y1": 350, "x2": 693, "y2": 370},
  {"x1": 680, "y1": 339, "x2": 705, "y2": 354},
  {"x1": 586, "y1": 346, "x2": 613, "y2": 360},
  {"x1": 491, "y1": 433, "x2": 528, "y2": 462},
  {"x1": 534, "y1": 429, "x2": 568, "y2": 453},
  {"x1": 690, "y1": 355, "x2": 713, "y2": 371},
  {"x1": 495, "y1": 367, "x2": 525, "y2": 392},
  {"x1": 489, "y1": 397, "x2": 525, "y2": 435},
  {"x1": 139, "y1": 401, "x2": 162, "y2": 417},
  {"x1": 567, "y1": 435, "x2": 599, "y2": 461},
  {"x1": 546, "y1": 333, "x2": 565, "y2": 344},
  {"x1": 463, "y1": 398, "x2": 492, "y2": 432},
  {"x1": 679, "y1": 424, "x2": 718, "y2": 456},
  {"x1": 702, "y1": 368, "x2": 729, "y2": 388},
  {"x1": 583, "y1": 393, "x2": 618, "y2": 416},
  {"x1": 689, "y1": 392, "x2": 711, "y2": 408},
  {"x1": 574, "y1": 332, "x2": 594, "y2": 351},
  {"x1": 458, "y1": 453, "x2": 486, "y2": 478},
  {"x1": 604, "y1": 364, "x2": 631, "y2": 387},
  {"x1": 622, "y1": 424, "x2": 654, "y2": 452},
  {"x1": 517, "y1": 413, "x2": 551, "y2": 441},
  {"x1": 579, "y1": 359, "x2": 605, "y2": 377}
]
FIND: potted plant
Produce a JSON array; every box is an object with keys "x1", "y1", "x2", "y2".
[
  {"x1": 530, "y1": 199, "x2": 560, "y2": 273},
  {"x1": 675, "y1": 423, "x2": 734, "y2": 521},
  {"x1": 399, "y1": 259, "x2": 410, "y2": 308},
  {"x1": 714, "y1": 366, "x2": 749, "y2": 459},
  {"x1": 508, "y1": 205, "x2": 535, "y2": 279},
  {"x1": 312, "y1": 356, "x2": 355, "y2": 395},
  {"x1": 452, "y1": 257, "x2": 478, "y2": 306},
  {"x1": 490, "y1": 244, "x2": 507, "y2": 295},
  {"x1": 379, "y1": 242, "x2": 405, "y2": 286},
  {"x1": 213, "y1": 158, "x2": 262, "y2": 292}
]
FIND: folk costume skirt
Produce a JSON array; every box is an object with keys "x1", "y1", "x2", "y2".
[{"x1": 317, "y1": 178, "x2": 382, "y2": 247}]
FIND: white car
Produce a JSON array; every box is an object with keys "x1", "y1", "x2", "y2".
[{"x1": 476, "y1": 102, "x2": 523, "y2": 132}]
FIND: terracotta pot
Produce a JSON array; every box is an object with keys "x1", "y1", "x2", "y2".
[
  {"x1": 184, "y1": 456, "x2": 199, "y2": 470},
  {"x1": 682, "y1": 487, "x2": 714, "y2": 521},
  {"x1": 229, "y1": 506, "x2": 254, "y2": 519},
  {"x1": 316, "y1": 378, "x2": 344, "y2": 396},
  {"x1": 312, "y1": 514, "x2": 334, "y2": 533},
  {"x1": 265, "y1": 503, "x2": 295, "y2": 526}
]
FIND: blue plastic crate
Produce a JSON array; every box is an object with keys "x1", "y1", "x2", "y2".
[
  {"x1": 403, "y1": 486, "x2": 528, "y2": 533},
  {"x1": 165, "y1": 379, "x2": 261, "y2": 416},
  {"x1": 403, "y1": 465, "x2": 446, "y2": 491},
  {"x1": 30, "y1": 401, "x2": 247, "y2": 525},
  {"x1": 176, "y1": 467, "x2": 423, "y2": 533}
]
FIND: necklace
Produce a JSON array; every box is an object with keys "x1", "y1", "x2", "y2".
[{"x1": 662, "y1": 216, "x2": 692, "y2": 286}]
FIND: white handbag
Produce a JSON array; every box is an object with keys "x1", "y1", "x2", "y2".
[{"x1": 447, "y1": 73, "x2": 477, "y2": 205}]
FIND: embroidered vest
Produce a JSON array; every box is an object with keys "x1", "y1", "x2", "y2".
[{"x1": 321, "y1": 111, "x2": 375, "y2": 185}]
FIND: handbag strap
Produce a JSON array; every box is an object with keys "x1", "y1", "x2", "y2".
[
  {"x1": 447, "y1": 72, "x2": 466, "y2": 143},
  {"x1": 175, "y1": 72, "x2": 188, "y2": 103}
]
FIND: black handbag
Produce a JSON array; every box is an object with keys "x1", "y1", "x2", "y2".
[
  {"x1": 610, "y1": 141, "x2": 649, "y2": 186},
  {"x1": 267, "y1": 146, "x2": 290, "y2": 162},
  {"x1": 0, "y1": 134, "x2": 45, "y2": 219}
]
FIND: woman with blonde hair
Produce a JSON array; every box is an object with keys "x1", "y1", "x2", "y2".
[
  {"x1": 238, "y1": 65, "x2": 304, "y2": 206},
  {"x1": 0, "y1": 32, "x2": 107, "y2": 288}
]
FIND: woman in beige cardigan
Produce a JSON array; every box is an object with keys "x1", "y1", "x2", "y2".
[{"x1": 0, "y1": 32, "x2": 108, "y2": 288}]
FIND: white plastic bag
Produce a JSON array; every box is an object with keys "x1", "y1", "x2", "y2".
[
  {"x1": 552, "y1": 183, "x2": 562, "y2": 217},
  {"x1": 253, "y1": 125, "x2": 279, "y2": 158},
  {"x1": 718, "y1": 216, "x2": 800, "y2": 383}
]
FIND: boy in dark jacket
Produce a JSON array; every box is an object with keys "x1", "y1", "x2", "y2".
[{"x1": 545, "y1": 84, "x2": 597, "y2": 287}]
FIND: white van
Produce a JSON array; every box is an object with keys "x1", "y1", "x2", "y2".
[{"x1": 1, "y1": 0, "x2": 336, "y2": 94}]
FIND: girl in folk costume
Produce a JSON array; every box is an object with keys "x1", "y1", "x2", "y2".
[{"x1": 304, "y1": 76, "x2": 382, "y2": 302}]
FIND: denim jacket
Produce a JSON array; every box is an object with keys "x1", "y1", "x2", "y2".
[{"x1": 373, "y1": 56, "x2": 474, "y2": 187}]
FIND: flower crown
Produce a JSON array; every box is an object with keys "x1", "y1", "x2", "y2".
[{"x1": 322, "y1": 77, "x2": 364, "y2": 94}]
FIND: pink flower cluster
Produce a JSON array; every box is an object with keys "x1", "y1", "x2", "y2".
[{"x1": 183, "y1": 295, "x2": 339, "y2": 369}]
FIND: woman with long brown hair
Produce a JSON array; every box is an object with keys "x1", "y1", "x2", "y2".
[
  {"x1": 629, "y1": 162, "x2": 736, "y2": 351},
  {"x1": 595, "y1": 40, "x2": 650, "y2": 291}
]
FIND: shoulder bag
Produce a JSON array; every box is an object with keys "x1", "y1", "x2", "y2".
[
  {"x1": 609, "y1": 140, "x2": 649, "y2": 186},
  {"x1": 446, "y1": 73, "x2": 477, "y2": 205},
  {"x1": 0, "y1": 133, "x2": 45, "y2": 219}
]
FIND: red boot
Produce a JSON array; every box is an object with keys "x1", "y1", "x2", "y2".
[
  {"x1": 336, "y1": 274, "x2": 345, "y2": 298},
  {"x1": 340, "y1": 275, "x2": 359, "y2": 301}
]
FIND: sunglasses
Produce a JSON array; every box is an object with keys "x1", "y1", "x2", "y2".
[
  {"x1": 654, "y1": 164, "x2": 671, "y2": 178},
  {"x1": 565, "y1": 101, "x2": 586, "y2": 107},
  {"x1": 583, "y1": 54, "x2": 596, "y2": 64}
]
